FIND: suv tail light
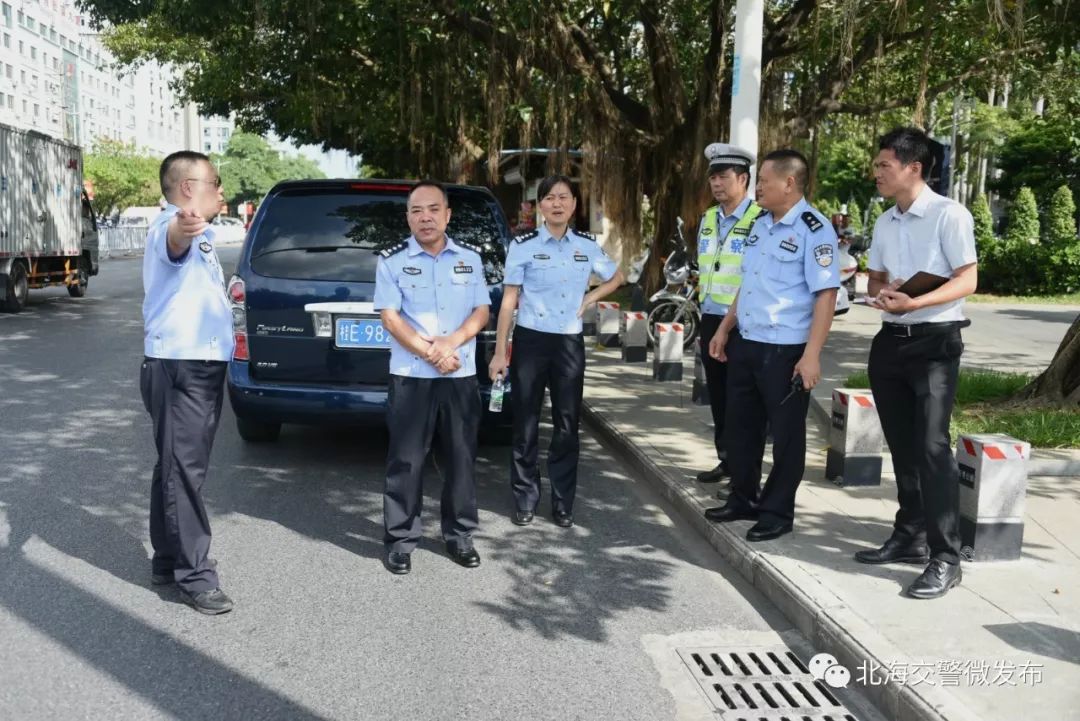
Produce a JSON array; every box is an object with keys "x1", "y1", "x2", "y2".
[{"x1": 227, "y1": 275, "x2": 249, "y2": 361}]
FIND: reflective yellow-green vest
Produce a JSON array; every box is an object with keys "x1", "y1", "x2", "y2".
[{"x1": 698, "y1": 202, "x2": 762, "y2": 307}]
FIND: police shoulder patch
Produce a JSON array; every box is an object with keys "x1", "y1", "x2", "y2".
[
  {"x1": 813, "y1": 244, "x2": 834, "y2": 267},
  {"x1": 378, "y1": 241, "x2": 408, "y2": 258},
  {"x1": 801, "y1": 211, "x2": 824, "y2": 233},
  {"x1": 514, "y1": 230, "x2": 539, "y2": 244}
]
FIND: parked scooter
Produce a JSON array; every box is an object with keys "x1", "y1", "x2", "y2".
[{"x1": 645, "y1": 219, "x2": 701, "y2": 349}]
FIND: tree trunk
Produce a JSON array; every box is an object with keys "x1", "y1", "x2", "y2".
[{"x1": 1018, "y1": 314, "x2": 1080, "y2": 405}]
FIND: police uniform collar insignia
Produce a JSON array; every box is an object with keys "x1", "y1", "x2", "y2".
[
  {"x1": 199, "y1": 241, "x2": 212, "y2": 253},
  {"x1": 813, "y1": 244, "x2": 834, "y2": 267},
  {"x1": 403, "y1": 266, "x2": 421, "y2": 275},
  {"x1": 514, "y1": 229, "x2": 539, "y2": 244},
  {"x1": 379, "y1": 241, "x2": 408, "y2": 258},
  {"x1": 801, "y1": 211, "x2": 824, "y2": 232}
]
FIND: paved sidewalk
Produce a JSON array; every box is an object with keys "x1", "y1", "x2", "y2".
[{"x1": 580, "y1": 314, "x2": 1080, "y2": 721}]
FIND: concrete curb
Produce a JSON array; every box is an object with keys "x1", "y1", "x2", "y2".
[
  {"x1": 809, "y1": 394, "x2": 1080, "y2": 477},
  {"x1": 582, "y1": 400, "x2": 983, "y2": 721}
]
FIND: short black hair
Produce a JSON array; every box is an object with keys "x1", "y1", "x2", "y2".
[
  {"x1": 537, "y1": 174, "x2": 576, "y2": 201},
  {"x1": 762, "y1": 149, "x2": 809, "y2": 192},
  {"x1": 709, "y1": 163, "x2": 751, "y2": 190},
  {"x1": 878, "y1": 127, "x2": 934, "y2": 180},
  {"x1": 408, "y1": 179, "x2": 448, "y2": 205},
  {"x1": 159, "y1": 150, "x2": 210, "y2": 196}
]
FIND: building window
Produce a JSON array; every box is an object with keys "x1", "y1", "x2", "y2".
[
  {"x1": 2, "y1": 32, "x2": 8, "y2": 48},
  {"x1": 30, "y1": 46, "x2": 36, "y2": 60},
  {"x1": 1, "y1": 2, "x2": 11, "y2": 28},
  {"x1": 204, "y1": 142, "x2": 212, "y2": 152}
]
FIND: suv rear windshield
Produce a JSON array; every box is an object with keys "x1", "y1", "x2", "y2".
[{"x1": 249, "y1": 187, "x2": 507, "y2": 283}]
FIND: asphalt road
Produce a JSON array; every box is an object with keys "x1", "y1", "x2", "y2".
[{"x1": 0, "y1": 248, "x2": 878, "y2": 721}]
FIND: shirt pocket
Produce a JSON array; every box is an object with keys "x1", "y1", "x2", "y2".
[
  {"x1": 766, "y1": 247, "x2": 803, "y2": 283},
  {"x1": 400, "y1": 277, "x2": 432, "y2": 305},
  {"x1": 526, "y1": 262, "x2": 561, "y2": 288}
]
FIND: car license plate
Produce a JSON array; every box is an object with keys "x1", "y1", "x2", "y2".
[{"x1": 335, "y1": 318, "x2": 391, "y2": 349}]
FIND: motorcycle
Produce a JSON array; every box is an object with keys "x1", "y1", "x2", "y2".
[{"x1": 645, "y1": 219, "x2": 701, "y2": 350}]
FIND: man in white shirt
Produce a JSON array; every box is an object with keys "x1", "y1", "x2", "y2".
[
  {"x1": 854, "y1": 127, "x2": 978, "y2": 600},
  {"x1": 140, "y1": 151, "x2": 235, "y2": 615}
]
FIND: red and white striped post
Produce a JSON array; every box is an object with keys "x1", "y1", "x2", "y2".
[
  {"x1": 825, "y1": 388, "x2": 884, "y2": 486},
  {"x1": 652, "y1": 322, "x2": 684, "y2": 381},
  {"x1": 597, "y1": 302, "x2": 621, "y2": 348},
  {"x1": 956, "y1": 434, "x2": 1031, "y2": 561},
  {"x1": 621, "y1": 310, "x2": 647, "y2": 362}
]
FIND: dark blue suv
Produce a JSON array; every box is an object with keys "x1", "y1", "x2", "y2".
[{"x1": 226, "y1": 179, "x2": 511, "y2": 442}]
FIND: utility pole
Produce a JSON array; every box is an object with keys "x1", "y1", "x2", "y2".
[{"x1": 729, "y1": 0, "x2": 764, "y2": 193}]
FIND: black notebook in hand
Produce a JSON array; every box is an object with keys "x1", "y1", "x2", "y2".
[{"x1": 896, "y1": 271, "x2": 950, "y2": 298}]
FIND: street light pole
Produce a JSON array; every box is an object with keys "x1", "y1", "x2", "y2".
[{"x1": 729, "y1": 0, "x2": 764, "y2": 193}]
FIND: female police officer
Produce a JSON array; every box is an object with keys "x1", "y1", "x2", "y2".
[{"x1": 488, "y1": 175, "x2": 624, "y2": 528}]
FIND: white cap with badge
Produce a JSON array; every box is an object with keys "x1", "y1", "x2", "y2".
[{"x1": 704, "y1": 142, "x2": 756, "y2": 174}]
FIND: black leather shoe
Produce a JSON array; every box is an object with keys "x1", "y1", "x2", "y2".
[
  {"x1": 696, "y1": 462, "x2": 730, "y2": 484},
  {"x1": 553, "y1": 511, "x2": 574, "y2": 528},
  {"x1": 447, "y1": 544, "x2": 481, "y2": 568},
  {"x1": 384, "y1": 551, "x2": 411, "y2": 575},
  {"x1": 854, "y1": 538, "x2": 930, "y2": 565},
  {"x1": 907, "y1": 560, "x2": 962, "y2": 599},
  {"x1": 703, "y1": 504, "x2": 757, "y2": 523},
  {"x1": 152, "y1": 558, "x2": 217, "y2": 586},
  {"x1": 746, "y1": 521, "x2": 793, "y2": 542},
  {"x1": 179, "y1": 588, "x2": 234, "y2": 615},
  {"x1": 512, "y1": 510, "x2": 535, "y2": 526}
]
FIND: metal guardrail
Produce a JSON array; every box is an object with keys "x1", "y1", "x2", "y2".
[{"x1": 98, "y1": 226, "x2": 149, "y2": 258}]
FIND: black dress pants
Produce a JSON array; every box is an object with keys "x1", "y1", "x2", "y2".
[
  {"x1": 384, "y1": 375, "x2": 481, "y2": 553},
  {"x1": 868, "y1": 326, "x2": 964, "y2": 565},
  {"x1": 140, "y1": 357, "x2": 226, "y2": 594},
  {"x1": 509, "y1": 326, "x2": 586, "y2": 515},
  {"x1": 723, "y1": 335, "x2": 807, "y2": 525},
  {"x1": 699, "y1": 313, "x2": 731, "y2": 460}
]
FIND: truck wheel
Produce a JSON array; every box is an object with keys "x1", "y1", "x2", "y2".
[
  {"x1": 236, "y1": 416, "x2": 281, "y2": 442},
  {"x1": 2, "y1": 262, "x2": 29, "y2": 313},
  {"x1": 67, "y1": 256, "x2": 90, "y2": 298}
]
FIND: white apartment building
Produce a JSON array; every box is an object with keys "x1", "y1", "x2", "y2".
[{"x1": 0, "y1": 0, "x2": 186, "y2": 155}]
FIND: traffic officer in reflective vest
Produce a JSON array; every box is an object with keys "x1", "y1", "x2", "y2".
[
  {"x1": 489, "y1": 175, "x2": 623, "y2": 528},
  {"x1": 705, "y1": 150, "x2": 840, "y2": 542},
  {"x1": 855, "y1": 127, "x2": 978, "y2": 600},
  {"x1": 695, "y1": 142, "x2": 763, "y2": 486},
  {"x1": 140, "y1": 151, "x2": 234, "y2": 615},
  {"x1": 374, "y1": 180, "x2": 491, "y2": 575}
]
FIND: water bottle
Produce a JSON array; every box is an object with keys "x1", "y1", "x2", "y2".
[{"x1": 489, "y1": 375, "x2": 506, "y2": 413}]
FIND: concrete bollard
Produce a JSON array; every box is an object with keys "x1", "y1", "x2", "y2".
[
  {"x1": 581, "y1": 302, "x2": 598, "y2": 337},
  {"x1": 597, "y1": 302, "x2": 621, "y2": 347},
  {"x1": 956, "y1": 434, "x2": 1031, "y2": 561},
  {"x1": 621, "y1": 311, "x2": 647, "y2": 362},
  {"x1": 825, "y1": 388, "x2": 884, "y2": 486},
  {"x1": 652, "y1": 322, "x2": 683, "y2": 381},
  {"x1": 691, "y1": 342, "x2": 709, "y2": 405}
]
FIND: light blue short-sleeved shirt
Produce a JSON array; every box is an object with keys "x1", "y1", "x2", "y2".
[
  {"x1": 142, "y1": 204, "x2": 234, "y2": 361},
  {"x1": 373, "y1": 235, "x2": 491, "y2": 378},
  {"x1": 700, "y1": 196, "x2": 754, "y2": 317},
  {"x1": 736, "y1": 197, "x2": 840, "y2": 345},
  {"x1": 503, "y1": 224, "x2": 618, "y2": 335}
]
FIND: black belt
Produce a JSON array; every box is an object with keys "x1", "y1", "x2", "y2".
[{"x1": 882, "y1": 320, "x2": 970, "y2": 337}]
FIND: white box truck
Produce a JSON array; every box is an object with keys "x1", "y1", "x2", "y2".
[{"x1": 0, "y1": 122, "x2": 99, "y2": 312}]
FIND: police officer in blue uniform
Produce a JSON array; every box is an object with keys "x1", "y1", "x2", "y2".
[
  {"x1": 489, "y1": 175, "x2": 623, "y2": 528},
  {"x1": 140, "y1": 151, "x2": 234, "y2": 614},
  {"x1": 705, "y1": 150, "x2": 840, "y2": 542},
  {"x1": 375, "y1": 180, "x2": 491, "y2": 575}
]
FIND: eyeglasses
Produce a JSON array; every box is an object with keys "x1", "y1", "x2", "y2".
[{"x1": 185, "y1": 177, "x2": 222, "y2": 188}]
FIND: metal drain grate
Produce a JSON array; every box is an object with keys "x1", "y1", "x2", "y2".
[{"x1": 678, "y1": 647, "x2": 859, "y2": 721}]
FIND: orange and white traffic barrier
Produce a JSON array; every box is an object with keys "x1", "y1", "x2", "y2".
[
  {"x1": 597, "y1": 301, "x2": 621, "y2": 348},
  {"x1": 621, "y1": 311, "x2": 647, "y2": 363},
  {"x1": 825, "y1": 388, "x2": 885, "y2": 486},
  {"x1": 956, "y1": 434, "x2": 1031, "y2": 561},
  {"x1": 652, "y1": 322, "x2": 683, "y2": 381}
]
